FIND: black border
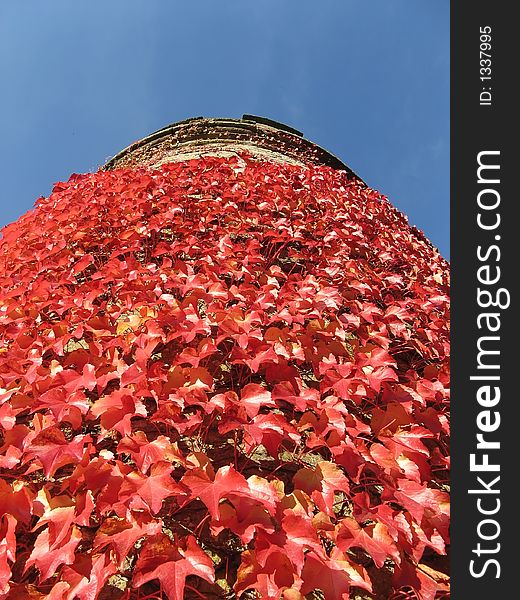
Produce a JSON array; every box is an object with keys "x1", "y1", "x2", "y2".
[{"x1": 451, "y1": 2, "x2": 514, "y2": 596}]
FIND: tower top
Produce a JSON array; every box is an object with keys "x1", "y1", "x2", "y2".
[{"x1": 102, "y1": 115, "x2": 364, "y2": 183}]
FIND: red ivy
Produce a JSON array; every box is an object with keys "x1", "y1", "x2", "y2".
[{"x1": 0, "y1": 154, "x2": 450, "y2": 599}]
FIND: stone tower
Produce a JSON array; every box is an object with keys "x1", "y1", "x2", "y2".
[{"x1": 0, "y1": 116, "x2": 450, "y2": 600}]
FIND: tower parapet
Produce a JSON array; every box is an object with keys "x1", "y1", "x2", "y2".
[{"x1": 102, "y1": 115, "x2": 364, "y2": 183}]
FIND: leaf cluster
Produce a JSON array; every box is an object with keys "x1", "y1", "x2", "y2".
[{"x1": 0, "y1": 155, "x2": 450, "y2": 599}]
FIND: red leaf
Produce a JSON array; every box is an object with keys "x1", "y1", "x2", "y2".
[
  {"x1": 71, "y1": 254, "x2": 94, "y2": 275},
  {"x1": 117, "y1": 431, "x2": 183, "y2": 474},
  {"x1": 239, "y1": 383, "x2": 275, "y2": 418},
  {"x1": 0, "y1": 479, "x2": 33, "y2": 524},
  {"x1": 182, "y1": 465, "x2": 276, "y2": 520},
  {"x1": 293, "y1": 462, "x2": 350, "y2": 516},
  {"x1": 336, "y1": 517, "x2": 401, "y2": 568},
  {"x1": 392, "y1": 480, "x2": 450, "y2": 531},
  {"x1": 23, "y1": 427, "x2": 90, "y2": 479},
  {"x1": 94, "y1": 513, "x2": 162, "y2": 567},
  {"x1": 0, "y1": 514, "x2": 17, "y2": 595},
  {"x1": 392, "y1": 558, "x2": 449, "y2": 600},
  {"x1": 58, "y1": 553, "x2": 117, "y2": 600},
  {"x1": 25, "y1": 525, "x2": 82, "y2": 581},
  {"x1": 300, "y1": 549, "x2": 372, "y2": 598},
  {"x1": 122, "y1": 462, "x2": 185, "y2": 514},
  {"x1": 133, "y1": 534, "x2": 214, "y2": 600}
]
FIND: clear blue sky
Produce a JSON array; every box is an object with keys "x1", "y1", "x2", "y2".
[{"x1": 0, "y1": 0, "x2": 449, "y2": 257}]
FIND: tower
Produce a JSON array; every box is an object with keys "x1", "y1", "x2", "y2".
[{"x1": 0, "y1": 117, "x2": 450, "y2": 599}]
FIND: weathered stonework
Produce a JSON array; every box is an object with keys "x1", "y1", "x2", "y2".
[{"x1": 102, "y1": 115, "x2": 364, "y2": 184}]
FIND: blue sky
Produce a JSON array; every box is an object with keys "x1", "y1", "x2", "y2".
[{"x1": 0, "y1": 0, "x2": 449, "y2": 257}]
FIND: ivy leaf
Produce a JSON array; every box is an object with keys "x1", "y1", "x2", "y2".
[
  {"x1": 117, "y1": 431, "x2": 183, "y2": 474},
  {"x1": 93, "y1": 513, "x2": 162, "y2": 567},
  {"x1": 301, "y1": 549, "x2": 372, "y2": 598},
  {"x1": 0, "y1": 479, "x2": 33, "y2": 524},
  {"x1": 293, "y1": 462, "x2": 350, "y2": 516},
  {"x1": 58, "y1": 553, "x2": 117, "y2": 600},
  {"x1": 239, "y1": 383, "x2": 276, "y2": 418},
  {"x1": 0, "y1": 514, "x2": 17, "y2": 595},
  {"x1": 392, "y1": 558, "x2": 449, "y2": 600},
  {"x1": 182, "y1": 465, "x2": 276, "y2": 520},
  {"x1": 25, "y1": 525, "x2": 82, "y2": 581},
  {"x1": 22, "y1": 427, "x2": 90, "y2": 478},
  {"x1": 392, "y1": 480, "x2": 450, "y2": 533},
  {"x1": 122, "y1": 462, "x2": 186, "y2": 514},
  {"x1": 336, "y1": 517, "x2": 401, "y2": 568},
  {"x1": 133, "y1": 534, "x2": 214, "y2": 600}
]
